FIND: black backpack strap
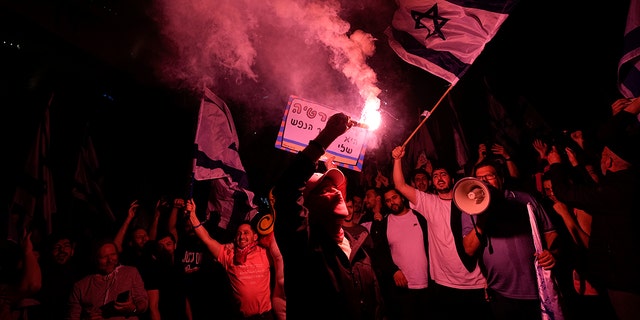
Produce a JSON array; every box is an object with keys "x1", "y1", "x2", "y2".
[{"x1": 450, "y1": 203, "x2": 479, "y2": 272}]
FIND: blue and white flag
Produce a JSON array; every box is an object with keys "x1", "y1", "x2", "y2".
[
  {"x1": 386, "y1": 0, "x2": 519, "y2": 85},
  {"x1": 193, "y1": 86, "x2": 258, "y2": 230},
  {"x1": 618, "y1": 0, "x2": 640, "y2": 98},
  {"x1": 9, "y1": 96, "x2": 57, "y2": 238},
  {"x1": 71, "y1": 133, "x2": 115, "y2": 223},
  {"x1": 527, "y1": 203, "x2": 564, "y2": 320}
]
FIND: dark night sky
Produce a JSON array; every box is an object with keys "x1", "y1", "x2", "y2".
[{"x1": 1, "y1": 1, "x2": 631, "y2": 230}]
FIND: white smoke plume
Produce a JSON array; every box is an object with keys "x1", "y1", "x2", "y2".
[{"x1": 152, "y1": 0, "x2": 382, "y2": 127}]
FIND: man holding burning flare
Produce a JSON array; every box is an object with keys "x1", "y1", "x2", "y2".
[{"x1": 272, "y1": 112, "x2": 385, "y2": 320}]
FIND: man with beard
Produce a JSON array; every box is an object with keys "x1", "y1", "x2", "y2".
[
  {"x1": 463, "y1": 160, "x2": 559, "y2": 320},
  {"x1": 391, "y1": 146, "x2": 491, "y2": 320},
  {"x1": 188, "y1": 199, "x2": 277, "y2": 320},
  {"x1": 359, "y1": 186, "x2": 385, "y2": 233},
  {"x1": 36, "y1": 232, "x2": 84, "y2": 319},
  {"x1": 375, "y1": 187, "x2": 431, "y2": 320},
  {"x1": 168, "y1": 197, "x2": 239, "y2": 320},
  {"x1": 141, "y1": 232, "x2": 191, "y2": 320}
]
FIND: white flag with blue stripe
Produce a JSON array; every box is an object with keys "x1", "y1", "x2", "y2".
[
  {"x1": 386, "y1": 0, "x2": 519, "y2": 85},
  {"x1": 618, "y1": 0, "x2": 640, "y2": 98},
  {"x1": 193, "y1": 86, "x2": 258, "y2": 230}
]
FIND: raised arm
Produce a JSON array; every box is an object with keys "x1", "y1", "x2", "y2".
[
  {"x1": 18, "y1": 231, "x2": 41, "y2": 296},
  {"x1": 272, "y1": 112, "x2": 352, "y2": 248},
  {"x1": 114, "y1": 200, "x2": 139, "y2": 253},
  {"x1": 149, "y1": 197, "x2": 169, "y2": 241},
  {"x1": 168, "y1": 198, "x2": 185, "y2": 242},
  {"x1": 391, "y1": 146, "x2": 417, "y2": 204},
  {"x1": 186, "y1": 198, "x2": 223, "y2": 258},
  {"x1": 491, "y1": 143, "x2": 520, "y2": 179}
]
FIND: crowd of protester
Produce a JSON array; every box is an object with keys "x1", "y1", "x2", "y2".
[{"x1": 1, "y1": 96, "x2": 639, "y2": 320}]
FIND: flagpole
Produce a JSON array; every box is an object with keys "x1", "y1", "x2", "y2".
[{"x1": 401, "y1": 84, "x2": 454, "y2": 148}]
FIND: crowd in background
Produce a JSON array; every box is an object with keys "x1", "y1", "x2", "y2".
[{"x1": 1, "y1": 96, "x2": 639, "y2": 320}]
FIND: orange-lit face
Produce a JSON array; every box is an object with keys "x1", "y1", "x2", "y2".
[
  {"x1": 345, "y1": 199, "x2": 354, "y2": 222},
  {"x1": 96, "y1": 243, "x2": 119, "y2": 275},
  {"x1": 235, "y1": 223, "x2": 257, "y2": 250},
  {"x1": 157, "y1": 236, "x2": 176, "y2": 256},
  {"x1": 352, "y1": 195, "x2": 363, "y2": 213},
  {"x1": 131, "y1": 228, "x2": 149, "y2": 249},
  {"x1": 52, "y1": 239, "x2": 74, "y2": 265},
  {"x1": 475, "y1": 165, "x2": 502, "y2": 190},
  {"x1": 413, "y1": 173, "x2": 430, "y2": 192},
  {"x1": 543, "y1": 179, "x2": 557, "y2": 203},
  {"x1": 431, "y1": 169, "x2": 452, "y2": 193},
  {"x1": 364, "y1": 189, "x2": 379, "y2": 209},
  {"x1": 384, "y1": 189, "x2": 406, "y2": 214}
]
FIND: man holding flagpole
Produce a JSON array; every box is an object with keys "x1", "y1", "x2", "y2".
[{"x1": 386, "y1": 0, "x2": 520, "y2": 165}]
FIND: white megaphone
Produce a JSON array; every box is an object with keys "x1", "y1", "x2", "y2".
[{"x1": 452, "y1": 177, "x2": 492, "y2": 215}]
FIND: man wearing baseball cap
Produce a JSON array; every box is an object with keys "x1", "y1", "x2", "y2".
[{"x1": 272, "y1": 112, "x2": 384, "y2": 320}]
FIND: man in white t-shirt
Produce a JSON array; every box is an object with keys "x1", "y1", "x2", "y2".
[
  {"x1": 391, "y1": 145, "x2": 491, "y2": 320},
  {"x1": 377, "y1": 187, "x2": 431, "y2": 320}
]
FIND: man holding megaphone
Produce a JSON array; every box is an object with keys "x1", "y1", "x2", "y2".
[{"x1": 461, "y1": 159, "x2": 562, "y2": 320}]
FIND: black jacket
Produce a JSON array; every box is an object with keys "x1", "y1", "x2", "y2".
[
  {"x1": 373, "y1": 209, "x2": 429, "y2": 283},
  {"x1": 272, "y1": 151, "x2": 384, "y2": 320}
]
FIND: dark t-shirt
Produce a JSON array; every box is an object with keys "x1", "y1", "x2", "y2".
[
  {"x1": 35, "y1": 259, "x2": 85, "y2": 320},
  {"x1": 175, "y1": 233, "x2": 242, "y2": 320},
  {"x1": 140, "y1": 251, "x2": 189, "y2": 320}
]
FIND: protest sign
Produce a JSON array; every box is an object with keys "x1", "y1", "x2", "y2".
[{"x1": 275, "y1": 95, "x2": 368, "y2": 171}]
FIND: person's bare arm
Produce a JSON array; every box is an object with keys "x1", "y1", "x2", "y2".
[
  {"x1": 18, "y1": 231, "x2": 41, "y2": 296},
  {"x1": 114, "y1": 200, "x2": 139, "y2": 252},
  {"x1": 537, "y1": 231, "x2": 559, "y2": 270},
  {"x1": 462, "y1": 227, "x2": 484, "y2": 256},
  {"x1": 301, "y1": 112, "x2": 352, "y2": 159},
  {"x1": 609, "y1": 96, "x2": 640, "y2": 118},
  {"x1": 553, "y1": 202, "x2": 590, "y2": 248},
  {"x1": 168, "y1": 198, "x2": 185, "y2": 242},
  {"x1": 375, "y1": 170, "x2": 389, "y2": 188},
  {"x1": 147, "y1": 289, "x2": 161, "y2": 320},
  {"x1": 492, "y1": 143, "x2": 520, "y2": 178},
  {"x1": 391, "y1": 146, "x2": 417, "y2": 204},
  {"x1": 462, "y1": 214, "x2": 487, "y2": 256},
  {"x1": 149, "y1": 197, "x2": 169, "y2": 241},
  {"x1": 624, "y1": 96, "x2": 640, "y2": 115},
  {"x1": 186, "y1": 198, "x2": 223, "y2": 258},
  {"x1": 415, "y1": 151, "x2": 428, "y2": 170},
  {"x1": 262, "y1": 233, "x2": 286, "y2": 320},
  {"x1": 475, "y1": 143, "x2": 488, "y2": 164}
]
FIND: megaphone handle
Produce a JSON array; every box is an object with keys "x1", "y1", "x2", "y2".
[{"x1": 471, "y1": 216, "x2": 487, "y2": 248}]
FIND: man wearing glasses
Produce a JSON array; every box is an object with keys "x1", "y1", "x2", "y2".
[{"x1": 462, "y1": 159, "x2": 560, "y2": 320}]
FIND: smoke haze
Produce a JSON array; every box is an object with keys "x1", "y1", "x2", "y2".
[{"x1": 152, "y1": 0, "x2": 386, "y2": 131}]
